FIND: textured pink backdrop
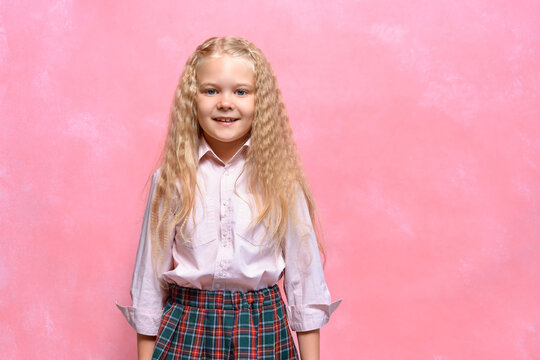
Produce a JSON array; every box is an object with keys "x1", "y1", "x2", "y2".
[{"x1": 1, "y1": 1, "x2": 539, "y2": 359}]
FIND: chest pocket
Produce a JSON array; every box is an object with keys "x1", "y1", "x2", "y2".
[
  {"x1": 176, "y1": 196, "x2": 217, "y2": 248},
  {"x1": 234, "y1": 197, "x2": 271, "y2": 248}
]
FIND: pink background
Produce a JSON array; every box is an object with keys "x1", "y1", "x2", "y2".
[{"x1": 1, "y1": 1, "x2": 539, "y2": 359}]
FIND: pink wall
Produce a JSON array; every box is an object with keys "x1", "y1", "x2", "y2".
[{"x1": 1, "y1": 1, "x2": 539, "y2": 359}]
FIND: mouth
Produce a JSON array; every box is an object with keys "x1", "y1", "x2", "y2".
[{"x1": 212, "y1": 117, "x2": 239, "y2": 123}]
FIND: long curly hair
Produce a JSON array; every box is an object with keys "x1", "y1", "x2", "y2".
[{"x1": 149, "y1": 36, "x2": 326, "y2": 274}]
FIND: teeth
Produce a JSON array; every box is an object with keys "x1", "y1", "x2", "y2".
[{"x1": 215, "y1": 118, "x2": 236, "y2": 122}]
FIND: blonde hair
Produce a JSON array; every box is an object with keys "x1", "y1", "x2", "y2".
[{"x1": 149, "y1": 36, "x2": 326, "y2": 275}]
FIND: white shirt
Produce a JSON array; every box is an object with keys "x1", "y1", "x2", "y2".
[{"x1": 116, "y1": 136, "x2": 341, "y2": 335}]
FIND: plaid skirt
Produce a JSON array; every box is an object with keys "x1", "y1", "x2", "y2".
[{"x1": 152, "y1": 283, "x2": 299, "y2": 360}]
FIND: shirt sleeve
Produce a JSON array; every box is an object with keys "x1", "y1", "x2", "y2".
[
  {"x1": 282, "y1": 189, "x2": 342, "y2": 332},
  {"x1": 115, "y1": 168, "x2": 174, "y2": 336}
]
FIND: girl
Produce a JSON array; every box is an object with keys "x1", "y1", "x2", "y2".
[{"x1": 116, "y1": 36, "x2": 341, "y2": 360}]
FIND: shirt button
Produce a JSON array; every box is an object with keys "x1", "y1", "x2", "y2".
[{"x1": 224, "y1": 170, "x2": 230, "y2": 176}]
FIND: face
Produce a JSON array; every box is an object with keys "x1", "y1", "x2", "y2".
[{"x1": 196, "y1": 55, "x2": 255, "y2": 157}]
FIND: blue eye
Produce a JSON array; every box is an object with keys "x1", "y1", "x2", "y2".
[
  {"x1": 204, "y1": 89, "x2": 217, "y2": 95},
  {"x1": 236, "y1": 89, "x2": 248, "y2": 96}
]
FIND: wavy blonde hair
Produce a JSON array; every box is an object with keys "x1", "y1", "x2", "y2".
[{"x1": 149, "y1": 36, "x2": 326, "y2": 274}]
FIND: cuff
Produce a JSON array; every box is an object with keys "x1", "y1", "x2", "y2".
[
  {"x1": 286, "y1": 299, "x2": 342, "y2": 332},
  {"x1": 115, "y1": 301, "x2": 164, "y2": 336}
]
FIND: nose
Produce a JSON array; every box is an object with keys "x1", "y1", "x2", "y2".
[{"x1": 217, "y1": 92, "x2": 234, "y2": 110}]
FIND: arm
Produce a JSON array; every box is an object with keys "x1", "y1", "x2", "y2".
[
  {"x1": 282, "y1": 188, "x2": 342, "y2": 350},
  {"x1": 296, "y1": 329, "x2": 320, "y2": 360},
  {"x1": 137, "y1": 334, "x2": 157, "y2": 360},
  {"x1": 116, "y1": 169, "x2": 174, "y2": 341}
]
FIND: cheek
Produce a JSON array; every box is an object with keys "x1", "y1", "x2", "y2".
[
  {"x1": 195, "y1": 96, "x2": 204, "y2": 112},
  {"x1": 195, "y1": 99, "x2": 207, "y2": 126},
  {"x1": 196, "y1": 94, "x2": 212, "y2": 107},
  {"x1": 245, "y1": 99, "x2": 255, "y2": 117}
]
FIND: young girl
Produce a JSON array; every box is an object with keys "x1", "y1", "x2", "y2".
[{"x1": 116, "y1": 36, "x2": 341, "y2": 360}]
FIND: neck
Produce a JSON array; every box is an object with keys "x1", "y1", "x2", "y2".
[{"x1": 203, "y1": 134, "x2": 248, "y2": 164}]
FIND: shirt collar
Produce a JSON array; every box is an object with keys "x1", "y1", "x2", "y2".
[{"x1": 198, "y1": 135, "x2": 251, "y2": 164}]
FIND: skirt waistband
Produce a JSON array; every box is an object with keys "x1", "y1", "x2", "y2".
[{"x1": 167, "y1": 283, "x2": 281, "y2": 311}]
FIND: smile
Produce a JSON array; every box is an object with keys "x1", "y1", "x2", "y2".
[{"x1": 213, "y1": 117, "x2": 239, "y2": 123}]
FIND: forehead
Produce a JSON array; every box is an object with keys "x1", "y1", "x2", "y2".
[{"x1": 196, "y1": 55, "x2": 255, "y2": 84}]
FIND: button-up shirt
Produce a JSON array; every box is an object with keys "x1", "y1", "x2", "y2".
[{"x1": 116, "y1": 136, "x2": 341, "y2": 335}]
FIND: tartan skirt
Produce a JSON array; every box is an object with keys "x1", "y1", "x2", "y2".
[{"x1": 152, "y1": 283, "x2": 299, "y2": 360}]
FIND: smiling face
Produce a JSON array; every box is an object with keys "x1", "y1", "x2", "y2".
[{"x1": 196, "y1": 55, "x2": 255, "y2": 162}]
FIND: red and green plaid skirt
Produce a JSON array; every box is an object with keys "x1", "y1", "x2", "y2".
[{"x1": 152, "y1": 283, "x2": 299, "y2": 360}]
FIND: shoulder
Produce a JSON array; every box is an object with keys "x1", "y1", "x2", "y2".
[
  {"x1": 151, "y1": 167, "x2": 182, "y2": 199},
  {"x1": 292, "y1": 182, "x2": 308, "y2": 207},
  {"x1": 145, "y1": 168, "x2": 162, "y2": 196},
  {"x1": 151, "y1": 167, "x2": 163, "y2": 184}
]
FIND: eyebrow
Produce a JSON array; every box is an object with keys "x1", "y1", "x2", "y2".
[{"x1": 199, "y1": 82, "x2": 254, "y2": 88}]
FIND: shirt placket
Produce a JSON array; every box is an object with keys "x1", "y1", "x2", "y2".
[{"x1": 212, "y1": 164, "x2": 235, "y2": 290}]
